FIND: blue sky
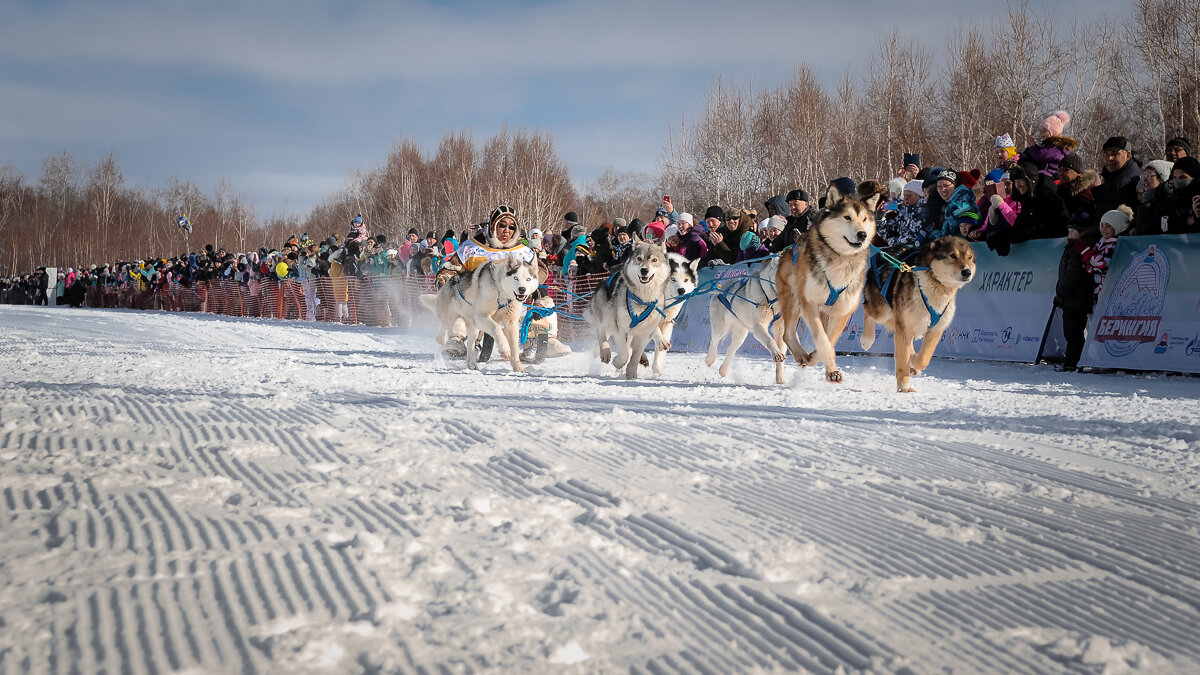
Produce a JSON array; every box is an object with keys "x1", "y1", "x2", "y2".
[{"x1": 0, "y1": 0, "x2": 1122, "y2": 218}]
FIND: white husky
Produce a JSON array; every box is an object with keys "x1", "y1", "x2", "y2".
[
  {"x1": 648, "y1": 253, "x2": 700, "y2": 376},
  {"x1": 705, "y1": 256, "x2": 789, "y2": 384},
  {"x1": 585, "y1": 240, "x2": 671, "y2": 380},
  {"x1": 420, "y1": 252, "x2": 539, "y2": 372}
]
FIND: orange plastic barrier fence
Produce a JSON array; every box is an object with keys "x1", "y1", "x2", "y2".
[{"x1": 82, "y1": 273, "x2": 607, "y2": 340}]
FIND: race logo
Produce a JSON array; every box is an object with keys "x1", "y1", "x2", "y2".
[{"x1": 1093, "y1": 245, "x2": 1170, "y2": 358}]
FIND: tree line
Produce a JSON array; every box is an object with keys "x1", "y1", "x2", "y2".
[{"x1": 2, "y1": 0, "x2": 1196, "y2": 275}]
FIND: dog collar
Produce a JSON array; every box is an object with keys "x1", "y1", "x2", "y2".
[{"x1": 456, "y1": 283, "x2": 472, "y2": 307}]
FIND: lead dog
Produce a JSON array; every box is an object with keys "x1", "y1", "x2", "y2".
[
  {"x1": 585, "y1": 240, "x2": 671, "y2": 380},
  {"x1": 861, "y1": 236, "x2": 976, "y2": 392},
  {"x1": 420, "y1": 252, "x2": 539, "y2": 372},
  {"x1": 774, "y1": 186, "x2": 879, "y2": 383},
  {"x1": 705, "y1": 256, "x2": 789, "y2": 383},
  {"x1": 649, "y1": 253, "x2": 700, "y2": 376}
]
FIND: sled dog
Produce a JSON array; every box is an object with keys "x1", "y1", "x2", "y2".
[
  {"x1": 420, "y1": 252, "x2": 539, "y2": 372},
  {"x1": 774, "y1": 186, "x2": 879, "y2": 383},
  {"x1": 861, "y1": 236, "x2": 976, "y2": 392},
  {"x1": 648, "y1": 253, "x2": 700, "y2": 375},
  {"x1": 705, "y1": 256, "x2": 789, "y2": 383},
  {"x1": 585, "y1": 240, "x2": 671, "y2": 379}
]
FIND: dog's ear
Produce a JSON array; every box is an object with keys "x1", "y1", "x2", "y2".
[
  {"x1": 505, "y1": 251, "x2": 521, "y2": 273},
  {"x1": 863, "y1": 193, "x2": 882, "y2": 212},
  {"x1": 825, "y1": 185, "x2": 843, "y2": 207},
  {"x1": 688, "y1": 258, "x2": 700, "y2": 272}
]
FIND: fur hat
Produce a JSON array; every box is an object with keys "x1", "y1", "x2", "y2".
[
  {"x1": 1040, "y1": 110, "x2": 1071, "y2": 137},
  {"x1": 903, "y1": 179, "x2": 924, "y2": 196},
  {"x1": 994, "y1": 133, "x2": 1016, "y2": 149},
  {"x1": 1099, "y1": 205, "x2": 1134, "y2": 235},
  {"x1": 1144, "y1": 160, "x2": 1174, "y2": 181}
]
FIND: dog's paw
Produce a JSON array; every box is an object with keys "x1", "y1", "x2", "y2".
[
  {"x1": 719, "y1": 363, "x2": 731, "y2": 378},
  {"x1": 909, "y1": 366, "x2": 920, "y2": 376},
  {"x1": 705, "y1": 353, "x2": 716, "y2": 367},
  {"x1": 599, "y1": 347, "x2": 611, "y2": 363},
  {"x1": 660, "y1": 341, "x2": 671, "y2": 351},
  {"x1": 772, "y1": 352, "x2": 786, "y2": 363},
  {"x1": 898, "y1": 385, "x2": 916, "y2": 393},
  {"x1": 826, "y1": 369, "x2": 843, "y2": 383},
  {"x1": 639, "y1": 353, "x2": 650, "y2": 367}
]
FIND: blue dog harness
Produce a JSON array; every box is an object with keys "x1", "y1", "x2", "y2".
[
  {"x1": 867, "y1": 248, "x2": 946, "y2": 326},
  {"x1": 626, "y1": 289, "x2": 664, "y2": 328}
]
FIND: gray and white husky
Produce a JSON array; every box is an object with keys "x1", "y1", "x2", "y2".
[
  {"x1": 705, "y1": 256, "x2": 788, "y2": 384},
  {"x1": 420, "y1": 252, "x2": 539, "y2": 372},
  {"x1": 585, "y1": 240, "x2": 671, "y2": 380}
]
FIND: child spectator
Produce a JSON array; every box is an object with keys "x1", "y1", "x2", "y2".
[{"x1": 1019, "y1": 110, "x2": 1077, "y2": 178}]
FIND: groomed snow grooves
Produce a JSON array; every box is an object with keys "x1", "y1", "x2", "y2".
[{"x1": 1, "y1": 305, "x2": 1198, "y2": 673}]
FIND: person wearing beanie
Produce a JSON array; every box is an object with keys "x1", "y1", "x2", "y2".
[
  {"x1": 347, "y1": 213, "x2": 368, "y2": 243},
  {"x1": 674, "y1": 212, "x2": 709, "y2": 262},
  {"x1": 771, "y1": 190, "x2": 816, "y2": 253},
  {"x1": 1083, "y1": 204, "x2": 1134, "y2": 314},
  {"x1": 1056, "y1": 153, "x2": 1100, "y2": 229},
  {"x1": 612, "y1": 217, "x2": 628, "y2": 230},
  {"x1": 1018, "y1": 111, "x2": 1077, "y2": 178},
  {"x1": 1167, "y1": 156, "x2": 1200, "y2": 233},
  {"x1": 994, "y1": 133, "x2": 1018, "y2": 170},
  {"x1": 735, "y1": 229, "x2": 770, "y2": 263},
  {"x1": 642, "y1": 219, "x2": 666, "y2": 243},
  {"x1": 703, "y1": 206, "x2": 725, "y2": 222},
  {"x1": 1166, "y1": 137, "x2": 1191, "y2": 162},
  {"x1": 986, "y1": 164, "x2": 1070, "y2": 255},
  {"x1": 1093, "y1": 136, "x2": 1140, "y2": 222},
  {"x1": 1129, "y1": 160, "x2": 1172, "y2": 235},
  {"x1": 612, "y1": 222, "x2": 633, "y2": 263},
  {"x1": 879, "y1": 178, "x2": 927, "y2": 246},
  {"x1": 662, "y1": 224, "x2": 682, "y2": 255},
  {"x1": 563, "y1": 211, "x2": 579, "y2": 226},
  {"x1": 931, "y1": 170, "x2": 980, "y2": 240}
]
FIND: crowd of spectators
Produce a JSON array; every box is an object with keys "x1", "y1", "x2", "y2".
[{"x1": 5, "y1": 117, "x2": 1199, "y2": 371}]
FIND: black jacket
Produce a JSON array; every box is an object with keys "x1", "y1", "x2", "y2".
[{"x1": 1093, "y1": 159, "x2": 1141, "y2": 223}]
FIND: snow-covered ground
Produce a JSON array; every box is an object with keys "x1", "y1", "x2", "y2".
[{"x1": 1, "y1": 304, "x2": 1198, "y2": 674}]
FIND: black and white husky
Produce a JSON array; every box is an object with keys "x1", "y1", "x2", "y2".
[
  {"x1": 585, "y1": 240, "x2": 671, "y2": 380},
  {"x1": 420, "y1": 252, "x2": 539, "y2": 372},
  {"x1": 648, "y1": 253, "x2": 700, "y2": 376}
]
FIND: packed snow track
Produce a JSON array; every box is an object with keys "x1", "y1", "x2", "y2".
[{"x1": 1, "y1": 306, "x2": 1197, "y2": 674}]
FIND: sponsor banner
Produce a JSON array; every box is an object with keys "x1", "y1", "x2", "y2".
[
  {"x1": 671, "y1": 239, "x2": 1063, "y2": 363},
  {"x1": 1080, "y1": 235, "x2": 1200, "y2": 373}
]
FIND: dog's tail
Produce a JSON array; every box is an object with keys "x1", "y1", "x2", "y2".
[{"x1": 419, "y1": 294, "x2": 438, "y2": 312}]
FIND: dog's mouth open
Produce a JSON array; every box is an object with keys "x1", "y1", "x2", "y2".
[
  {"x1": 638, "y1": 273, "x2": 655, "y2": 284},
  {"x1": 843, "y1": 236, "x2": 865, "y2": 249},
  {"x1": 514, "y1": 292, "x2": 531, "y2": 303}
]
